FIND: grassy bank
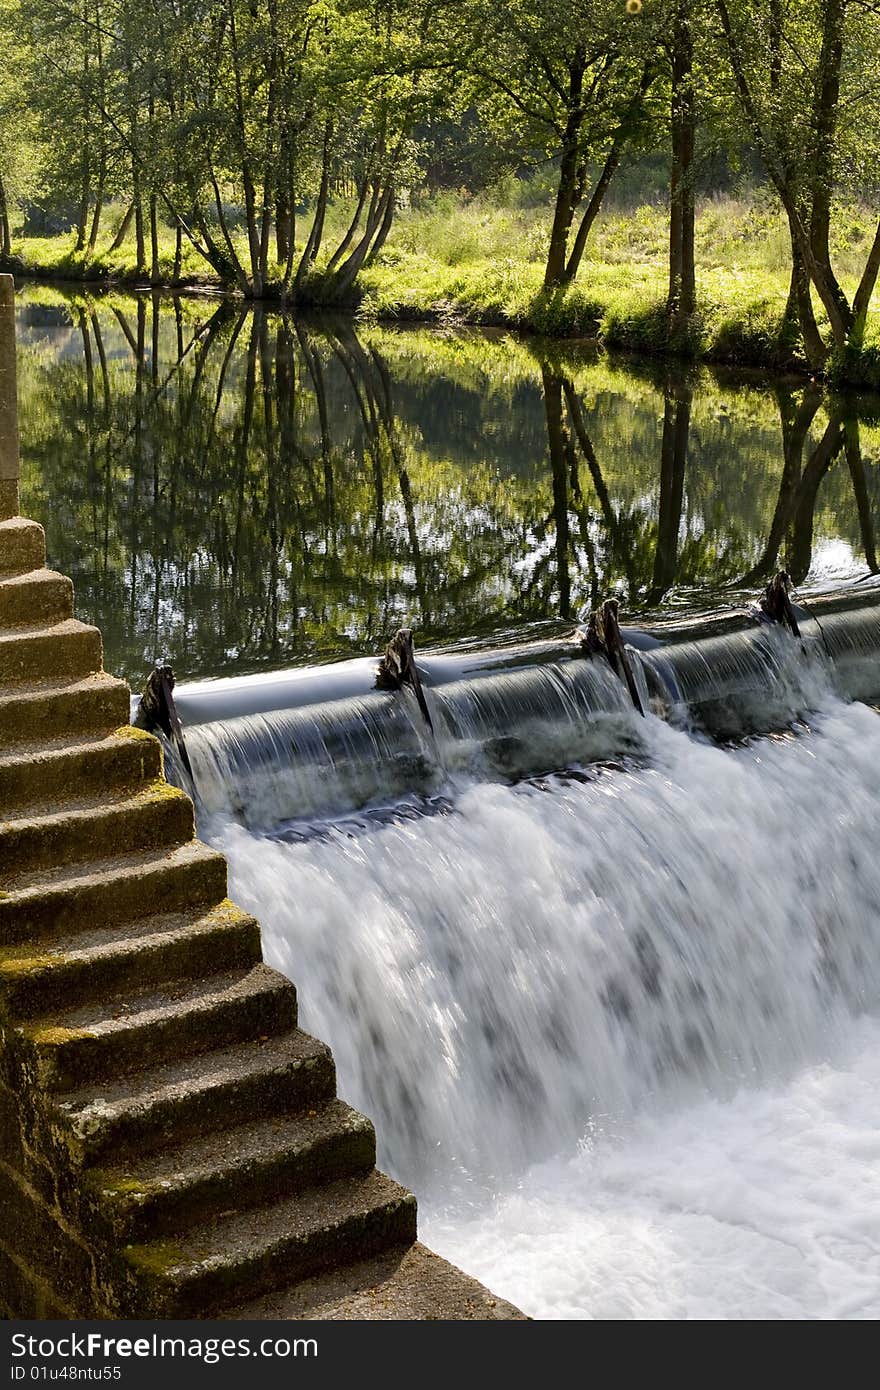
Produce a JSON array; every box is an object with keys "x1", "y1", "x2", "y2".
[{"x1": 5, "y1": 191, "x2": 879, "y2": 387}]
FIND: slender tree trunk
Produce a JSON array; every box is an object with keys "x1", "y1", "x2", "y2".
[
  {"x1": 87, "y1": 183, "x2": 104, "y2": 255},
  {"x1": 89, "y1": 0, "x2": 107, "y2": 257},
  {"x1": 331, "y1": 182, "x2": 393, "y2": 299},
  {"x1": 109, "y1": 201, "x2": 135, "y2": 252},
  {"x1": 809, "y1": 0, "x2": 848, "y2": 327},
  {"x1": 326, "y1": 170, "x2": 373, "y2": 273},
  {"x1": 150, "y1": 195, "x2": 160, "y2": 284},
  {"x1": 781, "y1": 233, "x2": 827, "y2": 366},
  {"x1": 275, "y1": 192, "x2": 293, "y2": 266},
  {"x1": 294, "y1": 121, "x2": 333, "y2": 295},
  {"x1": 667, "y1": 1, "x2": 696, "y2": 330},
  {"x1": 0, "y1": 174, "x2": 11, "y2": 257},
  {"x1": 133, "y1": 170, "x2": 146, "y2": 277},
  {"x1": 563, "y1": 65, "x2": 653, "y2": 286},
  {"x1": 76, "y1": 171, "x2": 90, "y2": 253},
  {"x1": 363, "y1": 184, "x2": 396, "y2": 269},
  {"x1": 544, "y1": 49, "x2": 586, "y2": 291},
  {"x1": 851, "y1": 219, "x2": 880, "y2": 349},
  {"x1": 173, "y1": 222, "x2": 183, "y2": 282}
]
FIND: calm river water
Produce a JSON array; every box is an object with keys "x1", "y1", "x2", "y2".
[{"x1": 17, "y1": 285, "x2": 879, "y2": 686}]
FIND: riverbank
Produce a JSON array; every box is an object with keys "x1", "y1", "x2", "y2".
[{"x1": 5, "y1": 194, "x2": 879, "y2": 388}]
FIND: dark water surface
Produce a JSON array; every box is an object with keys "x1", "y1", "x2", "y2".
[{"x1": 17, "y1": 284, "x2": 880, "y2": 686}]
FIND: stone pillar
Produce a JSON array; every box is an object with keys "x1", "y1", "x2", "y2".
[{"x1": 0, "y1": 273, "x2": 20, "y2": 520}]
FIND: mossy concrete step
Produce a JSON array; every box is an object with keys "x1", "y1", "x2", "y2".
[
  {"x1": 0, "y1": 673, "x2": 130, "y2": 748},
  {"x1": 0, "y1": 569, "x2": 73, "y2": 629},
  {"x1": 0, "y1": 518, "x2": 45, "y2": 577},
  {"x1": 0, "y1": 902, "x2": 262, "y2": 1019},
  {"x1": 90, "y1": 1100, "x2": 376, "y2": 1243},
  {"x1": 0, "y1": 782, "x2": 194, "y2": 880},
  {"x1": 224, "y1": 1241, "x2": 527, "y2": 1320},
  {"x1": 56, "y1": 1029, "x2": 336, "y2": 1164},
  {"x1": 0, "y1": 840, "x2": 228, "y2": 944},
  {"x1": 124, "y1": 1170, "x2": 418, "y2": 1316},
  {"x1": 0, "y1": 729, "x2": 162, "y2": 816},
  {"x1": 0, "y1": 620, "x2": 103, "y2": 687},
  {"x1": 25, "y1": 964, "x2": 297, "y2": 1090}
]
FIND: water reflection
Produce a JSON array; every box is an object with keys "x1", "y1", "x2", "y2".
[{"x1": 17, "y1": 287, "x2": 880, "y2": 683}]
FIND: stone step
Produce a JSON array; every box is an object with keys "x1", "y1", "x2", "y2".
[
  {"x1": 0, "y1": 782, "x2": 194, "y2": 881},
  {"x1": 223, "y1": 1241, "x2": 527, "y2": 1321},
  {"x1": 24, "y1": 964, "x2": 297, "y2": 1091},
  {"x1": 90, "y1": 1100, "x2": 376, "y2": 1243},
  {"x1": 0, "y1": 619, "x2": 103, "y2": 687},
  {"x1": 0, "y1": 569, "x2": 73, "y2": 629},
  {"x1": 0, "y1": 840, "x2": 228, "y2": 944},
  {"x1": 0, "y1": 902, "x2": 262, "y2": 1019},
  {"x1": 56, "y1": 1029, "x2": 336, "y2": 1165},
  {"x1": 0, "y1": 518, "x2": 45, "y2": 577},
  {"x1": 0, "y1": 729, "x2": 162, "y2": 816},
  {"x1": 0, "y1": 673, "x2": 130, "y2": 748},
  {"x1": 124, "y1": 1170, "x2": 417, "y2": 1316}
]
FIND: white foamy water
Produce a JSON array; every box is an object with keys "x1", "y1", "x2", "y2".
[
  {"x1": 424, "y1": 1014, "x2": 880, "y2": 1319},
  {"x1": 210, "y1": 696, "x2": 880, "y2": 1319}
]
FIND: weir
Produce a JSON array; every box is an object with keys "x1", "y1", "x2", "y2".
[{"x1": 162, "y1": 583, "x2": 880, "y2": 831}]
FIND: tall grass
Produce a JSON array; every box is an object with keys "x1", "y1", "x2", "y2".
[{"x1": 5, "y1": 185, "x2": 879, "y2": 385}]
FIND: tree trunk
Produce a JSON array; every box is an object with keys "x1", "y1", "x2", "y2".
[
  {"x1": 331, "y1": 182, "x2": 394, "y2": 299},
  {"x1": 173, "y1": 222, "x2": 183, "y2": 282},
  {"x1": 544, "y1": 49, "x2": 586, "y2": 292},
  {"x1": 76, "y1": 172, "x2": 90, "y2": 253},
  {"x1": 150, "y1": 195, "x2": 160, "y2": 285},
  {"x1": 783, "y1": 227, "x2": 827, "y2": 366},
  {"x1": 667, "y1": 2, "x2": 696, "y2": 330},
  {"x1": 294, "y1": 122, "x2": 333, "y2": 295},
  {"x1": 133, "y1": 170, "x2": 146, "y2": 276},
  {"x1": 109, "y1": 201, "x2": 135, "y2": 253},
  {"x1": 326, "y1": 172, "x2": 373, "y2": 273},
  {"x1": 851, "y1": 218, "x2": 880, "y2": 349},
  {"x1": 808, "y1": 0, "x2": 850, "y2": 335},
  {"x1": 87, "y1": 185, "x2": 104, "y2": 255},
  {"x1": 275, "y1": 192, "x2": 293, "y2": 266},
  {"x1": 363, "y1": 184, "x2": 396, "y2": 269},
  {"x1": 0, "y1": 174, "x2": 11, "y2": 257}
]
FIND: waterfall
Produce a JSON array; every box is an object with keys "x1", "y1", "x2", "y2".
[{"x1": 168, "y1": 590, "x2": 880, "y2": 1318}]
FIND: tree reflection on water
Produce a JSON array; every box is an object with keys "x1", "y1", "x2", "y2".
[{"x1": 17, "y1": 287, "x2": 880, "y2": 684}]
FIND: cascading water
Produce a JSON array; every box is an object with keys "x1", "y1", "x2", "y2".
[{"x1": 169, "y1": 596, "x2": 880, "y2": 1318}]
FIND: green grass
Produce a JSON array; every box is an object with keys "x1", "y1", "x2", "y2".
[{"x1": 4, "y1": 190, "x2": 879, "y2": 386}]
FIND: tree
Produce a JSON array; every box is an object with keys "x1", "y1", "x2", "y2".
[
  {"x1": 445, "y1": 0, "x2": 657, "y2": 290},
  {"x1": 716, "y1": 0, "x2": 880, "y2": 365}
]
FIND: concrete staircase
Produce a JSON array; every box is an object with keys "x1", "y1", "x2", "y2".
[{"x1": 0, "y1": 514, "x2": 523, "y2": 1320}]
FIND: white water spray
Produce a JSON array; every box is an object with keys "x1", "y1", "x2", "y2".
[{"x1": 190, "y1": 619, "x2": 880, "y2": 1317}]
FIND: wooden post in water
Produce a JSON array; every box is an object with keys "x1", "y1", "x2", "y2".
[{"x1": 0, "y1": 273, "x2": 19, "y2": 520}]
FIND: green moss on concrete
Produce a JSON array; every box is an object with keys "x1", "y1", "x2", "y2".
[
  {"x1": 28, "y1": 1025, "x2": 98, "y2": 1047},
  {"x1": 0, "y1": 953, "x2": 68, "y2": 975},
  {"x1": 125, "y1": 1240, "x2": 188, "y2": 1278}
]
